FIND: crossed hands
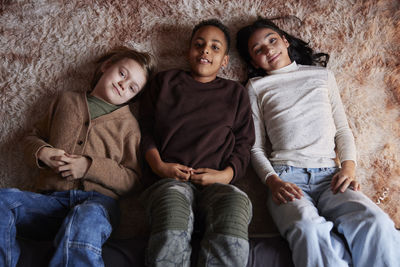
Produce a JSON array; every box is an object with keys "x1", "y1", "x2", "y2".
[
  {"x1": 37, "y1": 147, "x2": 91, "y2": 180},
  {"x1": 153, "y1": 161, "x2": 233, "y2": 186}
]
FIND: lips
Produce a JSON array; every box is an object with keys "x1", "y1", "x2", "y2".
[
  {"x1": 268, "y1": 53, "x2": 281, "y2": 63},
  {"x1": 112, "y1": 84, "x2": 121, "y2": 96},
  {"x1": 198, "y1": 57, "x2": 211, "y2": 64}
]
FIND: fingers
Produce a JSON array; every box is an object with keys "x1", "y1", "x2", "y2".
[
  {"x1": 174, "y1": 168, "x2": 191, "y2": 181},
  {"x1": 177, "y1": 165, "x2": 193, "y2": 174},
  {"x1": 332, "y1": 175, "x2": 358, "y2": 194},
  {"x1": 279, "y1": 185, "x2": 302, "y2": 203},
  {"x1": 270, "y1": 181, "x2": 303, "y2": 205},
  {"x1": 273, "y1": 192, "x2": 288, "y2": 204},
  {"x1": 52, "y1": 155, "x2": 72, "y2": 163},
  {"x1": 192, "y1": 168, "x2": 211, "y2": 174},
  {"x1": 350, "y1": 180, "x2": 361, "y2": 191},
  {"x1": 189, "y1": 173, "x2": 203, "y2": 184},
  {"x1": 60, "y1": 170, "x2": 72, "y2": 178}
]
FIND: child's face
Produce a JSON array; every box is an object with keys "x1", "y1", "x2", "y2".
[
  {"x1": 188, "y1": 25, "x2": 229, "y2": 83},
  {"x1": 248, "y1": 28, "x2": 291, "y2": 72},
  {"x1": 91, "y1": 58, "x2": 147, "y2": 105}
]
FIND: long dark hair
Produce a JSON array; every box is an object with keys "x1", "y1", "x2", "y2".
[{"x1": 236, "y1": 17, "x2": 329, "y2": 79}]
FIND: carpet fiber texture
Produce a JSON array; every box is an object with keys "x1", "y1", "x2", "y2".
[{"x1": 1, "y1": 0, "x2": 399, "y2": 234}]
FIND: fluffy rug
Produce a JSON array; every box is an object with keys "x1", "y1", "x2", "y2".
[{"x1": 1, "y1": 0, "x2": 399, "y2": 234}]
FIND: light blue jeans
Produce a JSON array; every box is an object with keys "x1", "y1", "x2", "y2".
[
  {"x1": 268, "y1": 165, "x2": 400, "y2": 267},
  {"x1": 0, "y1": 188, "x2": 118, "y2": 267},
  {"x1": 141, "y1": 178, "x2": 252, "y2": 267}
]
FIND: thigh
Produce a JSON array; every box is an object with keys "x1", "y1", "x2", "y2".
[
  {"x1": 197, "y1": 184, "x2": 252, "y2": 234},
  {"x1": 76, "y1": 191, "x2": 119, "y2": 228},
  {"x1": 267, "y1": 190, "x2": 325, "y2": 236},
  {"x1": 198, "y1": 183, "x2": 250, "y2": 211},
  {"x1": 140, "y1": 179, "x2": 196, "y2": 229},
  {"x1": 0, "y1": 188, "x2": 70, "y2": 240},
  {"x1": 318, "y1": 187, "x2": 386, "y2": 226},
  {"x1": 141, "y1": 179, "x2": 196, "y2": 207}
]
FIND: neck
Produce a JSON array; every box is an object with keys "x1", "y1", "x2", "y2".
[{"x1": 190, "y1": 72, "x2": 217, "y2": 83}]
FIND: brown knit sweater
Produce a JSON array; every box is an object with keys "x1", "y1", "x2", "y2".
[{"x1": 23, "y1": 91, "x2": 141, "y2": 199}]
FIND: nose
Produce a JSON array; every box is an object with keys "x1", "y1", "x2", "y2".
[
  {"x1": 118, "y1": 81, "x2": 126, "y2": 90},
  {"x1": 201, "y1": 47, "x2": 209, "y2": 55},
  {"x1": 263, "y1": 45, "x2": 273, "y2": 56}
]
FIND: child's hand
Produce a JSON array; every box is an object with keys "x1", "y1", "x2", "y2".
[
  {"x1": 331, "y1": 160, "x2": 360, "y2": 194},
  {"x1": 37, "y1": 147, "x2": 67, "y2": 170},
  {"x1": 53, "y1": 154, "x2": 91, "y2": 180},
  {"x1": 190, "y1": 167, "x2": 233, "y2": 186},
  {"x1": 266, "y1": 174, "x2": 303, "y2": 205},
  {"x1": 155, "y1": 161, "x2": 192, "y2": 182}
]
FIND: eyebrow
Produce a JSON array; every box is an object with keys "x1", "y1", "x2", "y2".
[
  {"x1": 121, "y1": 66, "x2": 140, "y2": 89},
  {"x1": 251, "y1": 32, "x2": 274, "y2": 50},
  {"x1": 195, "y1": 37, "x2": 223, "y2": 45}
]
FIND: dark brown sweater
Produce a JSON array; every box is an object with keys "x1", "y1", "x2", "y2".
[{"x1": 140, "y1": 69, "x2": 255, "y2": 185}]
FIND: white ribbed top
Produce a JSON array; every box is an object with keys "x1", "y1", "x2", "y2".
[{"x1": 247, "y1": 62, "x2": 356, "y2": 184}]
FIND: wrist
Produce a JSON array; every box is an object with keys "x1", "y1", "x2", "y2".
[
  {"x1": 145, "y1": 148, "x2": 164, "y2": 174},
  {"x1": 341, "y1": 160, "x2": 355, "y2": 171},
  {"x1": 266, "y1": 174, "x2": 280, "y2": 188},
  {"x1": 221, "y1": 166, "x2": 234, "y2": 183},
  {"x1": 37, "y1": 146, "x2": 48, "y2": 160}
]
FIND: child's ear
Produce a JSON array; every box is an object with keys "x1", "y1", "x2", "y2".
[
  {"x1": 283, "y1": 36, "x2": 290, "y2": 48},
  {"x1": 221, "y1": 54, "x2": 229, "y2": 68}
]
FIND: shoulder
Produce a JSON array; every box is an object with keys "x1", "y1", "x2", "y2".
[
  {"x1": 298, "y1": 64, "x2": 331, "y2": 77},
  {"x1": 217, "y1": 76, "x2": 246, "y2": 91},
  {"x1": 246, "y1": 75, "x2": 269, "y2": 92},
  {"x1": 56, "y1": 90, "x2": 85, "y2": 102},
  {"x1": 154, "y1": 68, "x2": 187, "y2": 81},
  {"x1": 50, "y1": 90, "x2": 85, "y2": 109}
]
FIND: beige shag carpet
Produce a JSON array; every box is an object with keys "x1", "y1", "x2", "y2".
[{"x1": 1, "y1": 0, "x2": 399, "y2": 236}]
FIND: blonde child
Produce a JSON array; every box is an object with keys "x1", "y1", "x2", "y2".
[{"x1": 0, "y1": 46, "x2": 154, "y2": 267}]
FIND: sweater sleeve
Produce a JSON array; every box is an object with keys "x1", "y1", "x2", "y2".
[
  {"x1": 83, "y1": 130, "x2": 142, "y2": 196},
  {"x1": 228, "y1": 83, "x2": 255, "y2": 183},
  {"x1": 328, "y1": 71, "x2": 357, "y2": 164},
  {"x1": 139, "y1": 73, "x2": 160, "y2": 154},
  {"x1": 23, "y1": 95, "x2": 58, "y2": 169},
  {"x1": 247, "y1": 81, "x2": 277, "y2": 184}
]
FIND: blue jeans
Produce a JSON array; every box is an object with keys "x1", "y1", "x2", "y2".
[
  {"x1": 0, "y1": 188, "x2": 119, "y2": 267},
  {"x1": 268, "y1": 166, "x2": 400, "y2": 267},
  {"x1": 141, "y1": 178, "x2": 252, "y2": 267}
]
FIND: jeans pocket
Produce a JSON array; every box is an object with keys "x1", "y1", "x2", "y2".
[
  {"x1": 322, "y1": 167, "x2": 339, "y2": 176},
  {"x1": 273, "y1": 165, "x2": 290, "y2": 177}
]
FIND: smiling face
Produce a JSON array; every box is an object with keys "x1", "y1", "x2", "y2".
[
  {"x1": 90, "y1": 58, "x2": 147, "y2": 105},
  {"x1": 248, "y1": 28, "x2": 291, "y2": 73},
  {"x1": 188, "y1": 25, "x2": 229, "y2": 83}
]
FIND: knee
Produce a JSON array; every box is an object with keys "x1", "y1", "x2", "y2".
[
  {"x1": 71, "y1": 203, "x2": 112, "y2": 232},
  {"x1": 288, "y1": 220, "x2": 330, "y2": 241},
  {"x1": 210, "y1": 191, "x2": 252, "y2": 240},
  {"x1": 149, "y1": 185, "x2": 193, "y2": 234},
  {"x1": 359, "y1": 207, "x2": 396, "y2": 233}
]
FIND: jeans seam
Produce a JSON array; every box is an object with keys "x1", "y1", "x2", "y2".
[
  {"x1": 6, "y1": 212, "x2": 13, "y2": 267},
  {"x1": 68, "y1": 241, "x2": 102, "y2": 255}
]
